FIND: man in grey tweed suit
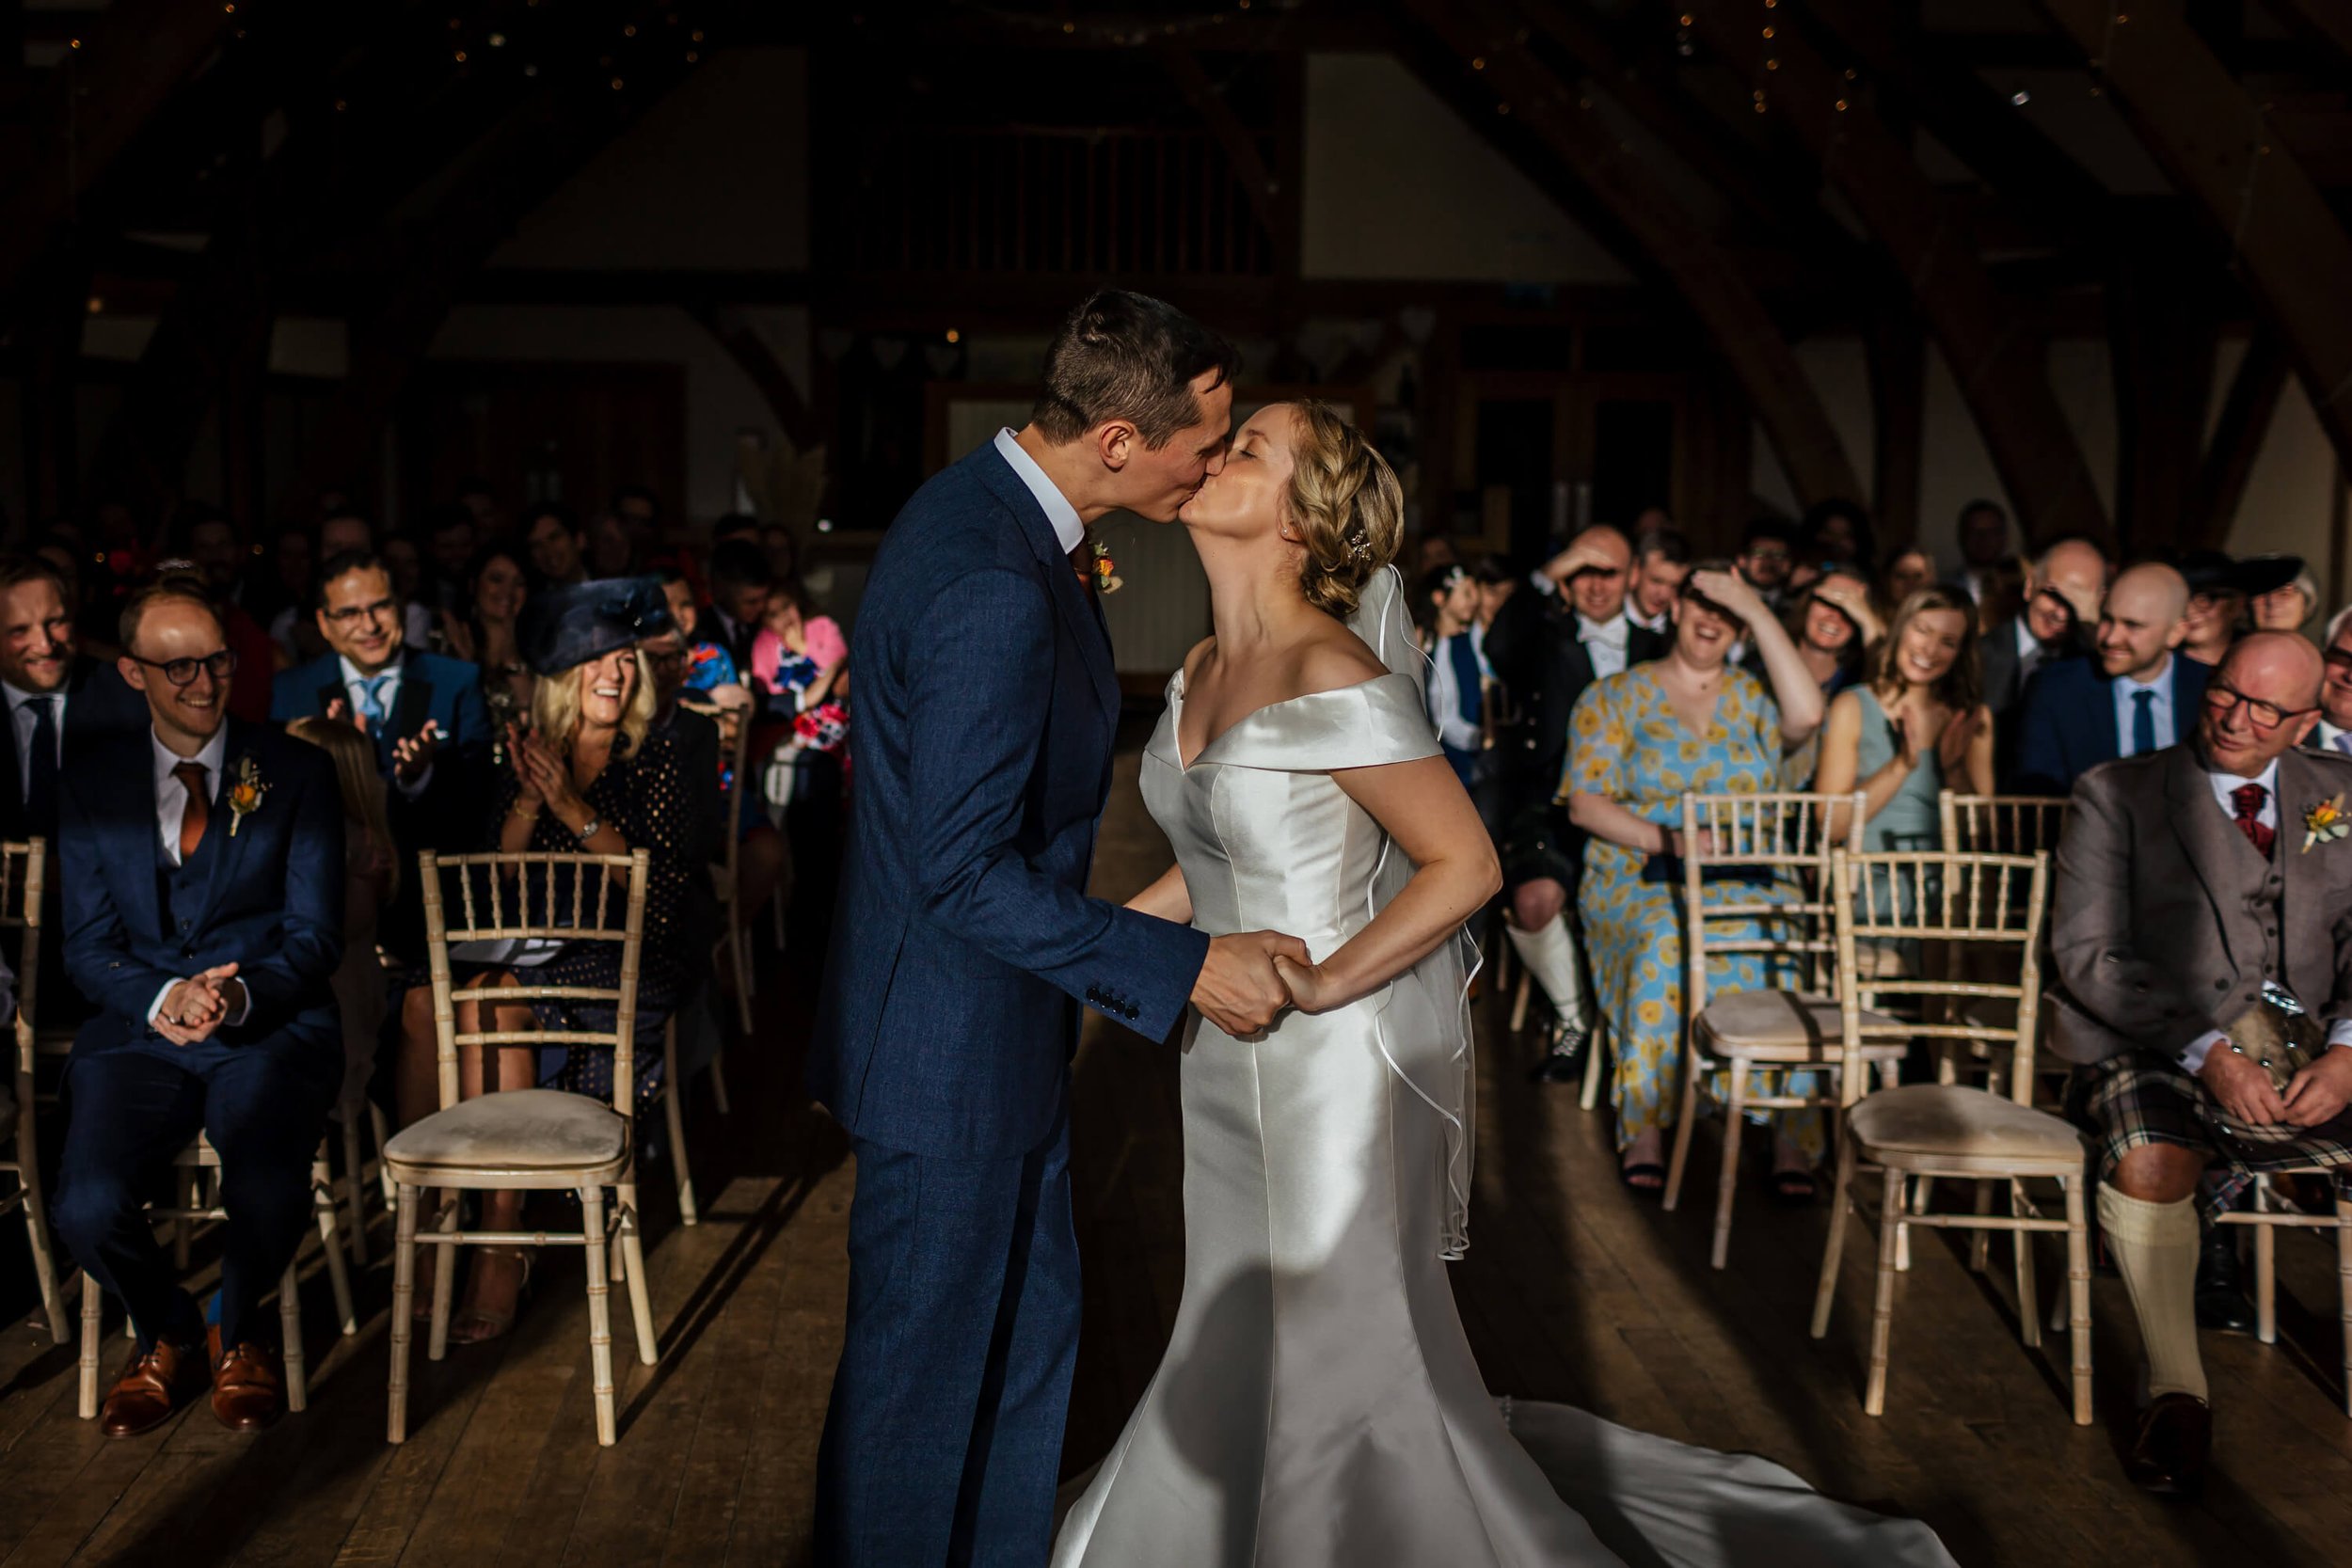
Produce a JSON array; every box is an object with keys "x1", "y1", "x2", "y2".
[{"x1": 2052, "y1": 631, "x2": 2352, "y2": 1497}]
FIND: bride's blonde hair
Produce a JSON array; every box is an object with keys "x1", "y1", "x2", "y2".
[{"x1": 1284, "y1": 400, "x2": 1404, "y2": 619}]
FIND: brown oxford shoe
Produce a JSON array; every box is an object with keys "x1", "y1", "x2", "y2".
[
  {"x1": 209, "y1": 1336, "x2": 288, "y2": 1432},
  {"x1": 99, "y1": 1332, "x2": 209, "y2": 1438},
  {"x1": 2123, "y1": 1392, "x2": 2213, "y2": 1497}
]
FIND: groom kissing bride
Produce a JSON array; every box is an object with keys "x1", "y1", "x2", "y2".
[{"x1": 807, "y1": 290, "x2": 1956, "y2": 1568}]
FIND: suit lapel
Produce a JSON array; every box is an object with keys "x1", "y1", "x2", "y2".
[
  {"x1": 2166, "y1": 747, "x2": 2260, "y2": 973},
  {"x1": 392, "y1": 652, "x2": 434, "y2": 741},
  {"x1": 971, "y1": 445, "x2": 1119, "y2": 722},
  {"x1": 2277, "y1": 747, "x2": 2333, "y2": 991},
  {"x1": 2088, "y1": 669, "x2": 2122, "y2": 770},
  {"x1": 190, "y1": 736, "x2": 254, "y2": 931}
]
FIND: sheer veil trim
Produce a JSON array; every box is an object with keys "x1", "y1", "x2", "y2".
[{"x1": 1345, "y1": 564, "x2": 1481, "y2": 1259}]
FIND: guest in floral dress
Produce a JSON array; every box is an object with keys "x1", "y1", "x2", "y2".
[{"x1": 1564, "y1": 562, "x2": 1829, "y2": 1197}]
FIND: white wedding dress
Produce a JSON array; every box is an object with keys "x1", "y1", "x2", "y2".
[{"x1": 1050, "y1": 574, "x2": 1955, "y2": 1568}]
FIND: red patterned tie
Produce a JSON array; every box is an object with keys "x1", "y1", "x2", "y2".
[{"x1": 2231, "y1": 782, "x2": 2274, "y2": 858}]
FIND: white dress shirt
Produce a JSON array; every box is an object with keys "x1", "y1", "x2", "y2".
[
  {"x1": 2176, "y1": 756, "x2": 2352, "y2": 1070},
  {"x1": 1578, "y1": 612, "x2": 1631, "y2": 680},
  {"x1": 994, "y1": 429, "x2": 1088, "y2": 555},
  {"x1": 2316, "y1": 719, "x2": 2352, "y2": 756},
  {"x1": 1, "y1": 678, "x2": 64, "y2": 800},
  {"x1": 146, "y1": 724, "x2": 250, "y2": 1030},
  {"x1": 340, "y1": 655, "x2": 430, "y2": 799},
  {"x1": 1626, "y1": 604, "x2": 1667, "y2": 636},
  {"x1": 1424, "y1": 627, "x2": 1490, "y2": 752},
  {"x1": 2011, "y1": 616, "x2": 2046, "y2": 690},
  {"x1": 2112, "y1": 657, "x2": 2174, "y2": 758}
]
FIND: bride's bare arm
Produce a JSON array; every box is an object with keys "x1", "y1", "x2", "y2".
[
  {"x1": 1126, "y1": 863, "x2": 1192, "y2": 923},
  {"x1": 1274, "y1": 755, "x2": 1501, "y2": 1014}
]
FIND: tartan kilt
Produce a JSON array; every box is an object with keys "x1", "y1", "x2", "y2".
[{"x1": 2080, "y1": 1051, "x2": 2352, "y2": 1217}]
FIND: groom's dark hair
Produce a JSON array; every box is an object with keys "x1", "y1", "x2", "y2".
[{"x1": 1031, "y1": 289, "x2": 1239, "y2": 451}]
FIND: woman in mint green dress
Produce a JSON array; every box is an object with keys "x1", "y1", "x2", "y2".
[{"x1": 1564, "y1": 564, "x2": 1828, "y2": 1195}]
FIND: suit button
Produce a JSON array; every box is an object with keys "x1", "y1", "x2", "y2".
[
  {"x1": 182, "y1": 949, "x2": 195, "y2": 959},
  {"x1": 2215, "y1": 979, "x2": 2229, "y2": 991}
]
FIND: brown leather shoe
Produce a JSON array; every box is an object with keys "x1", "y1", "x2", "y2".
[
  {"x1": 99, "y1": 1333, "x2": 209, "y2": 1438},
  {"x1": 210, "y1": 1336, "x2": 288, "y2": 1432},
  {"x1": 2124, "y1": 1392, "x2": 2213, "y2": 1496}
]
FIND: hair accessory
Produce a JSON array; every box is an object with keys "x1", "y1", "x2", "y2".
[{"x1": 1346, "y1": 530, "x2": 1374, "y2": 562}]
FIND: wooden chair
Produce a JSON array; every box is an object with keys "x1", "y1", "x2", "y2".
[
  {"x1": 0, "y1": 839, "x2": 68, "y2": 1340},
  {"x1": 2215, "y1": 1175, "x2": 2352, "y2": 1415},
  {"x1": 1661, "y1": 790, "x2": 1902, "y2": 1269},
  {"x1": 1936, "y1": 792, "x2": 2069, "y2": 859},
  {"x1": 700, "y1": 701, "x2": 757, "y2": 1047},
  {"x1": 384, "y1": 849, "x2": 660, "y2": 1447},
  {"x1": 77, "y1": 1132, "x2": 358, "y2": 1418},
  {"x1": 1808, "y1": 849, "x2": 2093, "y2": 1424}
]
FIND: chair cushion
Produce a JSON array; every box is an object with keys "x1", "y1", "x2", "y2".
[
  {"x1": 1694, "y1": 991, "x2": 1907, "y2": 1056},
  {"x1": 383, "y1": 1089, "x2": 626, "y2": 1173},
  {"x1": 1849, "y1": 1084, "x2": 2085, "y2": 1171}
]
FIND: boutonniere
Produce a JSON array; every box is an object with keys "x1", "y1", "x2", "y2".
[
  {"x1": 2302, "y1": 793, "x2": 2347, "y2": 853},
  {"x1": 1089, "y1": 538, "x2": 1122, "y2": 595},
  {"x1": 227, "y1": 755, "x2": 269, "y2": 838}
]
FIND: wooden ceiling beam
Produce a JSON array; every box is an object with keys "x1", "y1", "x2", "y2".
[
  {"x1": 2036, "y1": 0, "x2": 2352, "y2": 485},
  {"x1": 1686, "y1": 0, "x2": 2111, "y2": 546},
  {"x1": 2189, "y1": 330, "x2": 2290, "y2": 547}
]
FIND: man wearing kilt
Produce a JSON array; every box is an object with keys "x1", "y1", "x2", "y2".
[{"x1": 2052, "y1": 631, "x2": 2352, "y2": 1497}]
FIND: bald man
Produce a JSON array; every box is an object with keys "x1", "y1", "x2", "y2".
[
  {"x1": 2051, "y1": 632, "x2": 2352, "y2": 1494},
  {"x1": 2012, "y1": 562, "x2": 2208, "y2": 796},
  {"x1": 1982, "y1": 537, "x2": 2107, "y2": 715}
]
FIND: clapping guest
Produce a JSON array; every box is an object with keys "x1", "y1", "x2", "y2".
[
  {"x1": 1564, "y1": 564, "x2": 1828, "y2": 1196},
  {"x1": 389, "y1": 582, "x2": 692, "y2": 1342},
  {"x1": 1813, "y1": 586, "x2": 1993, "y2": 863},
  {"x1": 50, "y1": 585, "x2": 344, "y2": 1433}
]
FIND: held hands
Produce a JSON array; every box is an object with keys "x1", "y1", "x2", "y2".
[
  {"x1": 2282, "y1": 1048, "x2": 2352, "y2": 1128},
  {"x1": 507, "y1": 722, "x2": 582, "y2": 818},
  {"x1": 2200, "y1": 1043, "x2": 2291, "y2": 1127},
  {"x1": 1685, "y1": 568, "x2": 1767, "y2": 628},
  {"x1": 1193, "y1": 930, "x2": 1311, "y2": 1035},
  {"x1": 154, "y1": 963, "x2": 243, "y2": 1046}
]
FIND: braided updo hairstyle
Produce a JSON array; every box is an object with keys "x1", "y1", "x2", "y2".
[{"x1": 1284, "y1": 400, "x2": 1405, "y2": 619}]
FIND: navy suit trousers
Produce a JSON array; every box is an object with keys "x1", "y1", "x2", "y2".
[
  {"x1": 51, "y1": 1043, "x2": 339, "y2": 1352},
  {"x1": 813, "y1": 1105, "x2": 1079, "y2": 1568}
]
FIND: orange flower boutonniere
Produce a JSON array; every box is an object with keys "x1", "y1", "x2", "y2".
[
  {"x1": 227, "y1": 755, "x2": 270, "y2": 838},
  {"x1": 1091, "y1": 539, "x2": 1123, "y2": 595},
  {"x1": 2303, "y1": 793, "x2": 2347, "y2": 853}
]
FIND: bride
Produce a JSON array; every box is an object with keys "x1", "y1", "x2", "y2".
[{"x1": 1051, "y1": 401, "x2": 1954, "y2": 1566}]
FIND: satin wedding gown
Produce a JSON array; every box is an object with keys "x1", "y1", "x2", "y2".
[{"x1": 1050, "y1": 577, "x2": 1955, "y2": 1568}]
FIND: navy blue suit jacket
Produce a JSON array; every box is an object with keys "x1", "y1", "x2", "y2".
[
  {"x1": 808, "y1": 441, "x2": 1210, "y2": 1161},
  {"x1": 59, "y1": 719, "x2": 343, "y2": 1064},
  {"x1": 0, "y1": 655, "x2": 149, "y2": 844},
  {"x1": 2011, "y1": 652, "x2": 2212, "y2": 797},
  {"x1": 270, "y1": 646, "x2": 491, "y2": 784}
]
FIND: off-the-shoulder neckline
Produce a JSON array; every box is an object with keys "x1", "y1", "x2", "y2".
[{"x1": 1167, "y1": 667, "x2": 1416, "y2": 772}]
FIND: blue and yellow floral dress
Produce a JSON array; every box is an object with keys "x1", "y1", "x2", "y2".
[{"x1": 1565, "y1": 664, "x2": 1826, "y2": 1160}]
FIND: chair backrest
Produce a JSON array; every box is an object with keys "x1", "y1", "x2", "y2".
[
  {"x1": 0, "y1": 838, "x2": 40, "y2": 1081},
  {"x1": 715, "y1": 705, "x2": 751, "y2": 889},
  {"x1": 1938, "y1": 792, "x2": 2068, "y2": 858},
  {"x1": 1829, "y1": 848, "x2": 2048, "y2": 1106},
  {"x1": 418, "y1": 848, "x2": 651, "y2": 1117},
  {"x1": 1680, "y1": 791, "x2": 1865, "y2": 1013}
]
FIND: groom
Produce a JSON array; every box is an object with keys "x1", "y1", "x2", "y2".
[{"x1": 808, "y1": 290, "x2": 1308, "y2": 1565}]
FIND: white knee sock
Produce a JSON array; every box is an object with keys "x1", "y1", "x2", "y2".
[
  {"x1": 2098, "y1": 1183, "x2": 2207, "y2": 1402},
  {"x1": 1504, "y1": 914, "x2": 1587, "y2": 1032}
]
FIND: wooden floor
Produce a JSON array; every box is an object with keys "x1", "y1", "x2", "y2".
[{"x1": 5, "y1": 739, "x2": 2352, "y2": 1566}]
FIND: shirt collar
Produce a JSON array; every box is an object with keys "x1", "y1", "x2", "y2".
[
  {"x1": 2207, "y1": 753, "x2": 2280, "y2": 806},
  {"x1": 2120, "y1": 654, "x2": 2171, "y2": 693},
  {"x1": 993, "y1": 429, "x2": 1088, "y2": 555},
  {"x1": 339, "y1": 652, "x2": 401, "y2": 689},
  {"x1": 151, "y1": 723, "x2": 229, "y2": 792},
  {"x1": 0, "y1": 677, "x2": 56, "y2": 713},
  {"x1": 1578, "y1": 612, "x2": 1629, "y2": 647}
]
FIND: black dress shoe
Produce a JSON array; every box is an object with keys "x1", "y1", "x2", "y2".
[
  {"x1": 1529, "y1": 1023, "x2": 1590, "y2": 1084},
  {"x1": 2123, "y1": 1393, "x2": 2212, "y2": 1496},
  {"x1": 2195, "y1": 1227, "x2": 2257, "y2": 1334}
]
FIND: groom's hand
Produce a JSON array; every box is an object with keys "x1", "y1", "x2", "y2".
[{"x1": 1194, "y1": 931, "x2": 1311, "y2": 1037}]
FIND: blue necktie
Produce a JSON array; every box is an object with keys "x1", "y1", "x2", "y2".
[
  {"x1": 357, "y1": 674, "x2": 393, "y2": 729},
  {"x1": 2130, "y1": 688, "x2": 2157, "y2": 756},
  {"x1": 24, "y1": 696, "x2": 57, "y2": 832}
]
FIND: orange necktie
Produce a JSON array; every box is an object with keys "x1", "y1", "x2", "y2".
[{"x1": 174, "y1": 762, "x2": 210, "y2": 862}]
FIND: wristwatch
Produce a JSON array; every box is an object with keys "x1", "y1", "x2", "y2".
[{"x1": 573, "y1": 816, "x2": 601, "y2": 843}]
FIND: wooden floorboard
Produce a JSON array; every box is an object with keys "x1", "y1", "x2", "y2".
[{"x1": 1, "y1": 737, "x2": 2349, "y2": 1565}]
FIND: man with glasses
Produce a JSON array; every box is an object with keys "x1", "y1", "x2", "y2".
[
  {"x1": 2051, "y1": 631, "x2": 2352, "y2": 1495},
  {"x1": 1733, "y1": 518, "x2": 1798, "y2": 611},
  {"x1": 49, "y1": 584, "x2": 344, "y2": 1436},
  {"x1": 2307, "y1": 606, "x2": 2352, "y2": 756},
  {"x1": 270, "y1": 549, "x2": 489, "y2": 958},
  {"x1": 2013, "y1": 562, "x2": 2207, "y2": 796}
]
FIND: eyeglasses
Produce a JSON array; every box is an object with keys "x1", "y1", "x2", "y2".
[
  {"x1": 1744, "y1": 545, "x2": 1791, "y2": 562},
  {"x1": 2325, "y1": 648, "x2": 2352, "y2": 676},
  {"x1": 132, "y1": 649, "x2": 238, "y2": 688},
  {"x1": 2201, "y1": 681, "x2": 2317, "y2": 733},
  {"x1": 324, "y1": 596, "x2": 397, "y2": 626}
]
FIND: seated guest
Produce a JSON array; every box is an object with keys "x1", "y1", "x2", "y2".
[
  {"x1": 1417, "y1": 563, "x2": 1495, "y2": 816},
  {"x1": 1982, "y1": 537, "x2": 2106, "y2": 716},
  {"x1": 2178, "y1": 550, "x2": 2300, "y2": 669},
  {"x1": 49, "y1": 586, "x2": 344, "y2": 1434},
  {"x1": 1950, "y1": 499, "x2": 2011, "y2": 609},
  {"x1": 1876, "y1": 546, "x2": 1935, "y2": 621},
  {"x1": 750, "y1": 579, "x2": 849, "y2": 719},
  {"x1": 2253, "y1": 568, "x2": 2319, "y2": 637},
  {"x1": 2012, "y1": 562, "x2": 2207, "y2": 797},
  {"x1": 2051, "y1": 632, "x2": 2352, "y2": 1495},
  {"x1": 272, "y1": 547, "x2": 490, "y2": 907},
  {"x1": 655, "y1": 566, "x2": 746, "y2": 701},
  {"x1": 1626, "y1": 524, "x2": 1690, "y2": 636},
  {"x1": 2312, "y1": 606, "x2": 2352, "y2": 755},
  {"x1": 389, "y1": 582, "x2": 692, "y2": 1341},
  {"x1": 1797, "y1": 499, "x2": 1873, "y2": 588},
  {"x1": 703, "y1": 539, "x2": 774, "y2": 677},
  {"x1": 1734, "y1": 517, "x2": 1799, "y2": 611},
  {"x1": 267, "y1": 510, "x2": 373, "y2": 665},
  {"x1": 524, "y1": 503, "x2": 589, "y2": 589},
  {"x1": 1772, "y1": 568, "x2": 1878, "y2": 787},
  {"x1": 286, "y1": 717, "x2": 399, "y2": 1115},
  {"x1": 1564, "y1": 563, "x2": 1827, "y2": 1195},
  {"x1": 439, "y1": 543, "x2": 535, "y2": 748},
  {"x1": 1813, "y1": 587, "x2": 1993, "y2": 930},
  {"x1": 0, "y1": 554, "x2": 149, "y2": 844},
  {"x1": 1471, "y1": 554, "x2": 1518, "y2": 632}
]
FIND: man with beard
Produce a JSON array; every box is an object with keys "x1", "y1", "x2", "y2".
[
  {"x1": 2014, "y1": 563, "x2": 2209, "y2": 797},
  {"x1": 1483, "y1": 524, "x2": 1668, "y2": 1082}
]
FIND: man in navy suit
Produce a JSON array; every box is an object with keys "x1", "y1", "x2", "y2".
[
  {"x1": 48, "y1": 585, "x2": 344, "y2": 1436},
  {"x1": 808, "y1": 291, "x2": 1304, "y2": 1566},
  {"x1": 271, "y1": 549, "x2": 489, "y2": 958},
  {"x1": 2014, "y1": 562, "x2": 2210, "y2": 797}
]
